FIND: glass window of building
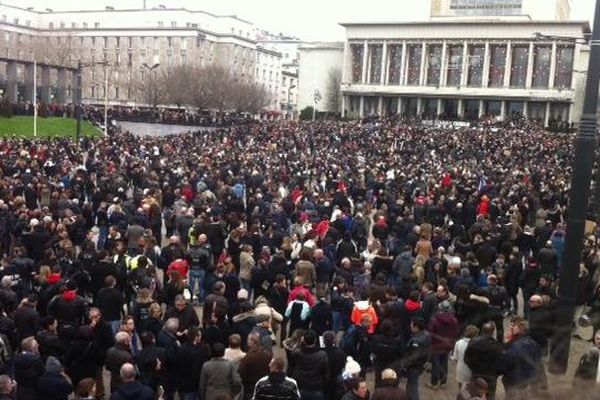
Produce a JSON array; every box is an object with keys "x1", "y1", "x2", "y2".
[
  {"x1": 443, "y1": 99, "x2": 459, "y2": 119},
  {"x1": 403, "y1": 97, "x2": 419, "y2": 116},
  {"x1": 464, "y1": 99, "x2": 480, "y2": 120},
  {"x1": 467, "y1": 44, "x2": 484, "y2": 87},
  {"x1": 426, "y1": 44, "x2": 442, "y2": 86},
  {"x1": 407, "y1": 44, "x2": 422, "y2": 85},
  {"x1": 488, "y1": 44, "x2": 506, "y2": 87},
  {"x1": 350, "y1": 44, "x2": 364, "y2": 83},
  {"x1": 532, "y1": 45, "x2": 551, "y2": 88},
  {"x1": 510, "y1": 45, "x2": 528, "y2": 88},
  {"x1": 507, "y1": 101, "x2": 524, "y2": 117},
  {"x1": 368, "y1": 44, "x2": 383, "y2": 84},
  {"x1": 364, "y1": 97, "x2": 378, "y2": 115},
  {"x1": 484, "y1": 100, "x2": 502, "y2": 116},
  {"x1": 554, "y1": 45, "x2": 574, "y2": 89},
  {"x1": 423, "y1": 98, "x2": 438, "y2": 117},
  {"x1": 446, "y1": 44, "x2": 463, "y2": 87},
  {"x1": 528, "y1": 102, "x2": 546, "y2": 123},
  {"x1": 387, "y1": 44, "x2": 402, "y2": 85}
]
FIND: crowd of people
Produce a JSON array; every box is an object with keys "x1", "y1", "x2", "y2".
[{"x1": 0, "y1": 116, "x2": 596, "y2": 400}]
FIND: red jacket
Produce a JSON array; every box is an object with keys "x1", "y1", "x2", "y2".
[
  {"x1": 167, "y1": 259, "x2": 189, "y2": 278},
  {"x1": 428, "y1": 312, "x2": 459, "y2": 354},
  {"x1": 287, "y1": 285, "x2": 316, "y2": 307}
]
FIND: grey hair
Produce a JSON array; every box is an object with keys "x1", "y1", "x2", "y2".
[
  {"x1": 164, "y1": 317, "x2": 179, "y2": 333},
  {"x1": 114, "y1": 331, "x2": 131, "y2": 345}
]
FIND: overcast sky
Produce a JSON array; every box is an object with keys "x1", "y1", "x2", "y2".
[{"x1": 2, "y1": 0, "x2": 597, "y2": 41}]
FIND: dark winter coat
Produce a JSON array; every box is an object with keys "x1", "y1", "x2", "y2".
[
  {"x1": 371, "y1": 379, "x2": 409, "y2": 400},
  {"x1": 13, "y1": 352, "x2": 44, "y2": 400},
  {"x1": 464, "y1": 335, "x2": 503, "y2": 379},
  {"x1": 110, "y1": 381, "x2": 155, "y2": 400},
  {"x1": 290, "y1": 345, "x2": 329, "y2": 391},
  {"x1": 429, "y1": 312, "x2": 460, "y2": 354},
  {"x1": 175, "y1": 341, "x2": 211, "y2": 393},
  {"x1": 502, "y1": 334, "x2": 542, "y2": 387},
  {"x1": 36, "y1": 371, "x2": 73, "y2": 400}
]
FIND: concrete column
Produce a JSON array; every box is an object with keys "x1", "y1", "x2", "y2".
[
  {"x1": 437, "y1": 98, "x2": 443, "y2": 115},
  {"x1": 523, "y1": 101, "x2": 528, "y2": 118},
  {"x1": 461, "y1": 40, "x2": 469, "y2": 87},
  {"x1": 381, "y1": 41, "x2": 387, "y2": 85},
  {"x1": 341, "y1": 95, "x2": 347, "y2": 118},
  {"x1": 342, "y1": 41, "x2": 349, "y2": 84},
  {"x1": 548, "y1": 41, "x2": 557, "y2": 88},
  {"x1": 500, "y1": 100, "x2": 507, "y2": 120},
  {"x1": 416, "y1": 98, "x2": 423, "y2": 115},
  {"x1": 40, "y1": 66, "x2": 51, "y2": 103},
  {"x1": 397, "y1": 97, "x2": 403, "y2": 115},
  {"x1": 479, "y1": 100, "x2": 485, "y2": 117},
  {"x1": 359, "y1": 96, "x2": 364, "y2": 117},
  {"x1": 72, "y1": 70, "x2": 79, "y2": 103},
  {"x1": 361, "y1": 41, "x2": 368, "y2": 84},
  {"x1": 482, "y1": 41, "x2": 491, "y2": 88},
  {"x1": 526, "y1": 41, "x2": 534, "y2": 89},
  {"x1": 400, "y1": 41, "x2": 407, "y2": 85},
  {"x1": 24, "y1": 64, "x2": 35, "y2": 103},
  {"x1": 57, "y1": 68, "x2": 67, "y2": 103},
  {"x1": 6, "y1": 62, "x2": 18, "y2": 102},
  {"x1": 457, "y1": 98, "x2": 464, "y2": 117},
  {"x1": 440, "y1": 40, "x2": 448, "y2": 86},
  {"x1": 504, "y1": 41, "x2": 512, "y2": 88},
  {"x1": 378, "y1": 96, "x2": 383, "y2": 116},
  {"x1": 544, "y1": 102, "x2": 551, "y2": 127},
  {"x1": 419, "y1": 42, "x2": 427, "y2": 86}
]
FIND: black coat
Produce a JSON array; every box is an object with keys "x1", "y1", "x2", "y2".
[
  {"x1": 155, "y1": 330, "x2": 180, "y2": 379},
  {"x1": 36, "y1": 329, "x2": 65, "y2": 363},
  {"x1": 310, "y1": 301, "x2": 333, "y2": 335},
  {"x1": 135, "y1": 344, "x2": 166, "y2": 391},
  {"x1": 175, "y1": 342, "x2": 211, "y2": 393},
  {"x1": 95, "y1": 287, "x2": 124, "y2": 322},
  {"x1": 13, "y1": 352, "x2": 44, "y2": 400},
  {"x1": 290, "y1": 346, "x2": 329, "y2": 391},
  {"x1": 36, "y1": 372, "x2": 73, "y2": 400},
  {"x1": 110, "y1": 381, "x2": 155, "y2": 400},
  {"x1": 464, "y1": 335, "x2": 503, "y2": 378}
]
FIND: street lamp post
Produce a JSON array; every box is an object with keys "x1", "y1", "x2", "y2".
[
  {"x1": 142, "y1": 57, "x2": 161, "y2": 109},
  {"x1": 548, "y1": 0, "x2": 600, "y2": 374},
  {"x1": 312, "y1": 89, "x2": 321, "y2": 121},
  {"x1": 287, "y1": 84, "x2": 296, "y2": 120},
  {"x1": 75, "y1": 59, "x2": 110, "y2": 141}
]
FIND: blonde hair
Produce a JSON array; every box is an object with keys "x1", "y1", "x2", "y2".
[{"x1": 149, "y1": 303, "x2": 162, "y2": 319}]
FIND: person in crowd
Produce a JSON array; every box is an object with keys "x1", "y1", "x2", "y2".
[
  {"x1": 110, "y1": 363, "x2": 155, "y2": 400},
  {"x1": 156, "y1": 318, "x2": 180, "y2": 400},
  {"x1": 371, "y1": 369, "x2": 408, "y2": 400},
  {"x1": 452, "y1": 325, "x2": 479, "y2": 391},
  {"x1": 502, "y1": 317, "x2": 544, "y2": 400},
  {"x1": 427, "y1": 300, "x2": 459, "y2": 390},
  {"x1": 175, "y1": 327, "x2": 211, "y2": 400},
  {"x1": 288, "y1": 330, "x2": 329, "y2": 400},
  {"x1": 464, "y1": 322, "x2": 503, "y2": 400},
  {"x1": 14, "y1": 336, "x2": 44, "y2": 400},
  {"x1": 36, "y1": 356, "x2": 73, "y2": 400},
  {"x1": 135, "y1": 331, "x2": 165, "y2": 393},
  {"x1": 402, "y1": 317, "x2": 431, "y2": 400},
  {"x1": 199, "y1": 342, "x2": 242, "y2": 400},
  {"x1": 251, "y1": 356, "x2": 301, "y2": 400},
  {"x1": 105, "y1": 331, "x2": 133, "y2": 393},
  {"x1": 341, "y1": 376, "x2": 369, "y2": 400},
  {"x1": 238, "y1": 332, "x2": 271, "y2": 400}
]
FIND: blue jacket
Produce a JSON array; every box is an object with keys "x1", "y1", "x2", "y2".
[{"x1": 502, "y1": 334, "x2": 542, "y2": 387}]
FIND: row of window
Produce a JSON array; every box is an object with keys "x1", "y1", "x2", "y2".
[{"x1": 350, "y1": 41, "x2": 574, "y2": 89}]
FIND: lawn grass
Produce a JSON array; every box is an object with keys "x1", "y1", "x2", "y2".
[{"x1": 0, "y1": 116, "x2": 99, "y2": 138}]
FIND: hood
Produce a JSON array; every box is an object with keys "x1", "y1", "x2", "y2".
[
  {"x1": 354, "y1": 300, "x2": 370, "y2": 311},
  {"x1": 63, "y1": 290, "x2": 77, "y2": 301},
  {"x1": 47, "y1": 273, "x2": 61, "y2": 285},
  {"x1": 232, "y1": 311, "x2": 256, "y2": 323},
  {"x1": 405, "y1": 299, "x2": 421, "y2": 312},
  {"x1": 115, "y1": 381, "x2": 149, "y2": 400},
  {"x1": 434, "y1": 312, "x2": 457, "y2": 325},
  {"x1": 469, "y1": 294, "x2": 490, "y2": 304}
]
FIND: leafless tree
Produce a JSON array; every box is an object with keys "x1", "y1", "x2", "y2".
[
  {"x1": 132, "y1": 68, "x2": 166, "y2": 108},
  {"x1": 325, "y1": 67, "x2": 342, "y2": 113},
  {"x1": 163, "y1": 65, "x2": 194, "y2": 109}
]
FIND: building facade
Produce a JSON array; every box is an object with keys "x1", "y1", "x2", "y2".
[
  {"x1": 256, "y1": 46, "x2": 283, "y2": 113},
  {"x1": 339, "y1": 20, "x2": 589, "y2": 126},
  {"x1": 0, "y1": 4, "x2": 282, "y2": 109},
  {"x1": 430, "y1": 0, "x2": 572, "y2": 20},
  {"x1": 298, "y1": 42, "x2": 344, "y2": 115}
]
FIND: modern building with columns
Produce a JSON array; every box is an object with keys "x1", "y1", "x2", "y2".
[{"x1": 339, "y1": 19, "x2": 589, "y2": 127}]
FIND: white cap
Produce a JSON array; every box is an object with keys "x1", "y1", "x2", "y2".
[{"x1": 30, "y1": 218, "x2": 40, "y2": 227}]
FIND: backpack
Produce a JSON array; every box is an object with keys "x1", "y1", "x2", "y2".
[{"x1": 340, "y1": 324, "x2": 358, "y2": 357}]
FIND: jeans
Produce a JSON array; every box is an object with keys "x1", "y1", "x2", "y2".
[
  {"x1": 188, "y1": 269, "x2": 205, "y2": 303},
  {"x1": 180, "y1": 391, "x2": 198, "y2": 400},
  {"x1": 332, "y1": 311, "x2": 347, "y2": 333},
  {"x1": 406, "y1": 367, "x2": 422, "y2": 400},
  {"x1": 431, "y1": 352, "x2": 449, "y2": 386},
  {"x1": 299, "y1": 390, "x2": 325, "y2": 400}
]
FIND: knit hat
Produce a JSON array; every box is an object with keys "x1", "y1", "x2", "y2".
[
  {"x1": 381, "y1": 368, "x2": 397, "y2": 380},
  {"x1": 237, "y1": 289, "x2": 249, "y2": 300},
  {"x1": 342, "y1": 356, "x2": 361, "y2": 379},
  {"x1": 45, "y1": 356, "x2": 62, "y2": 373}
]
